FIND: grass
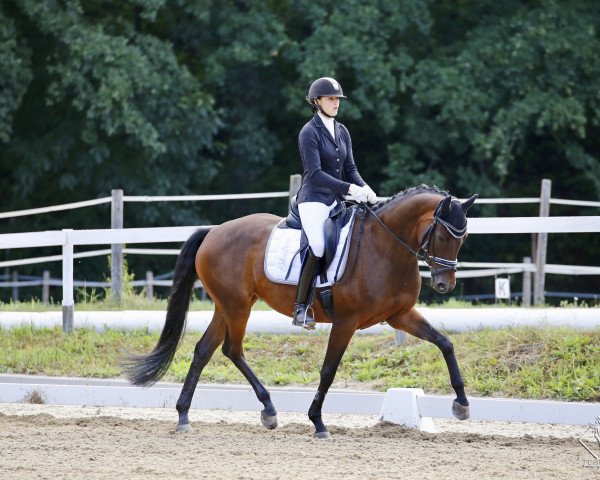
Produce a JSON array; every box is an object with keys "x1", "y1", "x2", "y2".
[{"x1": 0, "y1": 324, "x2": 598, "y2": 402}]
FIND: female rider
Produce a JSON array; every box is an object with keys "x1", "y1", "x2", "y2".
[{"x1": 293, "y1": 77, "x2": 378, "y2": 329}]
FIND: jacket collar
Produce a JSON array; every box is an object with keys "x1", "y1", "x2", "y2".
[{"x1": 312, "y1": 114, "x2": 339, "y2": 146}]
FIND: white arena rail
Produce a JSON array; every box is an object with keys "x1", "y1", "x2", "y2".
[
  {"x1": 467, "y1": 216, "x2": 600, "y2": 233},
  {"x1": 0, "y1": 377, "x2": 597, "y2": 431},
  {"x1": 1, "y1": 216, "x2": 598, "y2": 251},
  {"x1": 123, "y1": 192, "x2": 289, "y2": 202},
  {"x1": 3, "y1": 253, "x2": 598, "y2": 277},
  {"x1": 0, "y1": 247, "x2": 186, "y2": 269},
  {"x1": 0, "y1": 197, "x2": 112, "y2": 219}
]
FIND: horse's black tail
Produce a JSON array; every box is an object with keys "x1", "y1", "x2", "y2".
[{"x1": 123, "y1": 228, "x2": 212, "y2": 387}]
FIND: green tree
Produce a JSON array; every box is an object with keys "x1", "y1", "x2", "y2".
[
  {"x1": 0, "y1": 0, "x2": 220, "y2": 231},
  {"x1": 385, "y1": 0, "x2": 600, "y2": 199}
]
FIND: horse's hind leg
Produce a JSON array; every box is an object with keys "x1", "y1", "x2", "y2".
[
  {"x1": 175, "y1": 311, "x2": 227, "y2": 432},
  {"x1": 387, "y1": 308, "x2": 470, "y2": 420},
  {"x1": 221, "y1": 313, "x2": 278, "y2": 429}
]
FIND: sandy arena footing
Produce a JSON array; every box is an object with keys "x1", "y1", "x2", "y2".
[{"x1": 0, "y1": 403, "x2": 597, "y2": 480}]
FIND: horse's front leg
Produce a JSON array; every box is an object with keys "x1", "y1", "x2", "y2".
[
  {"x1": 386, "y1": 308, "x2": 470, "y2": 420},
  {"x1": 309, "y1": 321, "x2": 357, "y2": 438}
]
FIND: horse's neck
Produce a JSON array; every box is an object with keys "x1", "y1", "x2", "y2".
[{"x1": 377, "y1": 194, "x2": 439, "y2": 249}]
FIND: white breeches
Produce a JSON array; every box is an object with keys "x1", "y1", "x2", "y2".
[{"x1": 298, "y1": 200, "x2": 337, "y2": 258}]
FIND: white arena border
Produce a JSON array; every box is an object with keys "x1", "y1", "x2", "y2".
[
  {"x1": 0, "y1": 374, "x2": 598, "y2": 432},
  {"x1": 1, "y1": 307, "x2": 600, "y2": 333}
]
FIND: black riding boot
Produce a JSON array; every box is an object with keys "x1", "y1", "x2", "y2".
[{"x1": 292, "y1": 249, "x2": 320, "y2": 330}]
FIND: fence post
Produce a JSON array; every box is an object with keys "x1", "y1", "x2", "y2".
[
  {"x1": 42, "y1": 270, "x2": 50, "y2": 305},
  {"x1": 146, "y1": 271, "x2": 154, "y2": 300},
  {"x1": 111, "y1": 189, "x2": 124, "y2": 303},
  {"x1": 394, "y1": 330, "x2": 406, "y2": 346},
  {"x1": 533, "y1": 179, "x2": 551, "y2": 305},
  {"x1": 11, "y1": 270, "x2": 18, "y2": 302},
  {"x1": 62, "y1": 230, "x2": 74, "y2": 334},
  {"x1": 522, "y1": 257, "x2": 532, "y2": 307},
  {"x1": 289, "y1": 174, "x2": 301, "y2": 213}
]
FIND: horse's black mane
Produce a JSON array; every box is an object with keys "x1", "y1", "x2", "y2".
[
  {"x1": 372, "y1": 184, "x2": 449, "y2": 212},
  {"x1": 372, "y1": 184, "x2": 467, "y2": 231}
]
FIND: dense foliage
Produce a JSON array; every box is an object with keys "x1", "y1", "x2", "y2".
[{"x1": 1, "y1": 0, "x2": 598, "y2": 300}]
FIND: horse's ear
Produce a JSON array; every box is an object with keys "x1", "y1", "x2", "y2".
[
  {"x1": 439, "y1": 196, "x2": 452, "y2": 216},
  {"x1": 461, "y1": 194, "x2": 478, "y2": 213}
]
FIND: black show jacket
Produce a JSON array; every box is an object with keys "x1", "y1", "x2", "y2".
[{"x1": 296, "y1": 114, "x2": 366, "y2": 205}]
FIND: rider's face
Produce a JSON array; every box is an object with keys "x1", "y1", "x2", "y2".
[{"x1": 317, "y1": 96, "x2": 340, "y2": 117}]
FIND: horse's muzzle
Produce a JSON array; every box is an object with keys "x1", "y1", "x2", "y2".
[{"x1": 431, "y1": 274, "x2": 456, "y2": 294}]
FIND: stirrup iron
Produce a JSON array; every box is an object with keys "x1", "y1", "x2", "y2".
[{"x1": 293, "y1": 305, "x2": 316, "y2": 330}]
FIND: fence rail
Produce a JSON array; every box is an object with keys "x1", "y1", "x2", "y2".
[
  {"x1": 1, "y1": 268, "x2": 596, "y2": 306},
  {"x1": 2, "y1": 249, "x2": 600, "y2": 275},
  {"x1": 1, "y1": 216, "x2": 599, "y2": 252},
  {"x1": 1, "y1": 194, "x2": 599, "y2": 220}
]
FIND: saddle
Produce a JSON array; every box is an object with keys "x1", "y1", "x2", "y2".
[{"x1": 281, "y1": 196, "x2": 353, "y2": 273}]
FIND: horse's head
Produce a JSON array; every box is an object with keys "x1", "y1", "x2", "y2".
[{"x1": 419, "y1": 194, "x2": 477, "y2": 293}]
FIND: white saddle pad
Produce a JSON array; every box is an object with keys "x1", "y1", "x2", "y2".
[{"x1": 264, "y1": 210, "x2": 356, "y2": 287}]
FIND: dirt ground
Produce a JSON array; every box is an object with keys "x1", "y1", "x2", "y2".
[{"x1": 0, "y1": 404, "x2": 597, "y2": 480}]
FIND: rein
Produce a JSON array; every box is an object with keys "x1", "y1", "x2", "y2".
[{"x1": 362, "y1": 199, "x2": 466, "y2": 276}]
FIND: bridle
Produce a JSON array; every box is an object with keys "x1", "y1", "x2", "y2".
[{"x1": 363, "y1": 198, "x2": 467, "y2": 277}]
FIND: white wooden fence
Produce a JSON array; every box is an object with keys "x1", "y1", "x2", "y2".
[
  {"x1": 1, "y1": 178, "x2": 599, "y2": 330},
  {"x1": 0, "y1": 215, "x2": 599, "y2": 332}
]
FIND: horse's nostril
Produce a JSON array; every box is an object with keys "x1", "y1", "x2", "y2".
[{"x1": 436, "y1": 282, "x2": 447, "y2": 292}]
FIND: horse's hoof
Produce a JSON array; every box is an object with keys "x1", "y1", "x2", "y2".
[
  {"x1": 175, "y1": 423, "x2": 194, "y2": 433},
  {"x1": 313, "y1": 431, "x2": 332, "y2": 439},
  {"x1": 452, "y1": 399, "x2": 470, "y2": 420},
  {"x1": 261, "y1": 411, "x2": 278, "y2": 430}
]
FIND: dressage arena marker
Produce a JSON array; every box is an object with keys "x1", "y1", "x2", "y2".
[{"x1": 1, "y1": 376, "x2": 598, "y2": 432}]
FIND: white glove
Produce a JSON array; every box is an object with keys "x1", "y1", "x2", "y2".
[
  {"x1": 348, "y1": 183, "x2": 369, "y2": 203},
  {"x1": 364, "y1": 185, "x2": 378, "y2": 204}
]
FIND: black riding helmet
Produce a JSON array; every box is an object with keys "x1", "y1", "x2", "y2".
[{"x1": 306, "y1": 77, "x2": 347, "y2": 117}]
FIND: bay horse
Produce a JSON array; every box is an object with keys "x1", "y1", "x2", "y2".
[{"x1": 125, "y1": 185, "x2": 477, "y2": 438}]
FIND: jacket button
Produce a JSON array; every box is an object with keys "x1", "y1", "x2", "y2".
[
  {"x1": 336, "y1": 169, "x2": 339, "y2": 172},
  {"x1": 336, "y1": 158, "x2": 340, "y2": 161},
  {"x1": 336, "y1": 148, "x2": 339, "y2": 151}
]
